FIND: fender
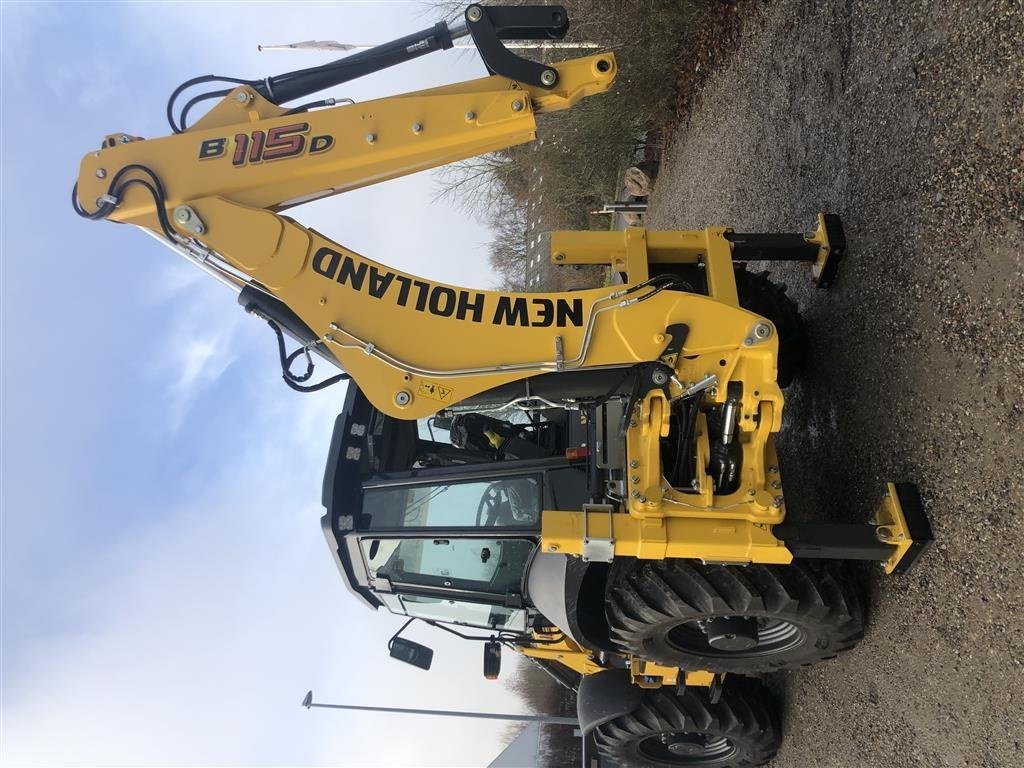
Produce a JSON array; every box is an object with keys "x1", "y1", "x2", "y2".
[
  {"x1": 576, "y1": 669, "x2": 643, "y2": 734},
  {"x1": 525, "y1": 553, "x2": 615, "y2": 653}
]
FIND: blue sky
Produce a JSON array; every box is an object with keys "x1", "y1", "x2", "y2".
[{"x1": 1, "y1": 3, "x2": 537, "y2": 765}]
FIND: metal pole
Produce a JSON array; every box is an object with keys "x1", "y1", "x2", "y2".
[
  {"x1": 258, "y1": 39, "x2": 600, "y2": 52},
  {"x1": 301, "y1": 691, "x2": 577, "y2": 725}
]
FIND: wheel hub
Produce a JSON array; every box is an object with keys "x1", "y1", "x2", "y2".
[
  {"x1": 650, "y1": 732, "x2": 736, "y2": 762},
  {"x1": 704, "y1": 616, "x2": 758, "y2": 651},
  {"x1": 663, "y1": 735, "x2": 708, "y2": 756}
]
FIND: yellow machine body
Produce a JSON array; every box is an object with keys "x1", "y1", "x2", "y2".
[{"x1": 74, "y1": 41, "x2": 926, "y2": 696}]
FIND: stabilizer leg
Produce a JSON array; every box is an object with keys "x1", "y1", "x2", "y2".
[
  {"x1": 725, "y1": 213, "x2": 847, "y2": 289},
  {"x1": 773, "y1": 482, "x2": 934, "y2": 574},
  {"x1": 873, "y1": 482, "x2": 934, "y2": 574}
]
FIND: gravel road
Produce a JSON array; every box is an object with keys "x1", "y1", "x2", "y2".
[{"x1": 646, "y1": 2, "x2": 1023, "y2": 766}]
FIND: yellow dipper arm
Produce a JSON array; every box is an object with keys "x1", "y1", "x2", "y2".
[{"x1": 75, "y1": 54, "x2": 617, "y2": 227}]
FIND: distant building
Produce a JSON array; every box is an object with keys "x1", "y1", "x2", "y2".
[
  {"x1": 487, "y1": 723, "x2": 541, "y2": 767},
  {"x1": 524, "y1": 232, "x2": 551, "y2": 291},
  {"x1": 487, "y1": 723, "x2": 615, "y2": 768}
]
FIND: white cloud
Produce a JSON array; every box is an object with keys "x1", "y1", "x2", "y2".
[
  {"x1": 44, "y1": 58, "x2": 119, "y2": 110},
  {"x1": 1, "y1": 388, "x2": 526, "y2": 767},
  {"x1": 143, "y1": 253, "x2": 245, "y2": 433},
  {"x1": 3, "y1": 3, "x2": 541, "y2": 765},
  {"x1": 146, "y1": 260, "x2": 209, "y2": 301},
  {"x1": 1, "y1": 442, "x2": 343, "y2": 765},
  {"x1": 175, "y1": 335, "x2": 222, "y2": 390},
  {"x1": 159, "y1": 311, "x2": 243, "y2": 433},
  {"x1": 138, "y1": 253, "x2": 248, "y2": 432},
  {"x1": 0, "y1": 3, "x2": 58, "y2": 82}
]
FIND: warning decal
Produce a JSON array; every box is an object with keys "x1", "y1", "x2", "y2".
[{"x1": 417, "y1": 380, "x2": 454, "y2": 403}]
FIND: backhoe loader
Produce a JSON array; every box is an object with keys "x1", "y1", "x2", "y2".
[{"x1": 73, "y1": 5, "x2": 932, "y2": 766}]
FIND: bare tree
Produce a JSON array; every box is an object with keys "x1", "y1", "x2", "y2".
[
  {"x1": 433, "y1": 148, "x2": 530, "y2": 217},
  {"x1": 486, "y1": 201, "x2": 529, "y2": 290},
  {"x1": 502, "y1": 660, "x2": 581, "y2": 767},
  {"x1": 504, "y1": 658, "x2": 570, "y2": 715},
  {"x1": 416, "y1": 0, "x2": 471, "y2": 23}
]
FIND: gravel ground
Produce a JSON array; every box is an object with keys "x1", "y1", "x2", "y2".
[{"x1": 646, "y1": 2, "x2": 1024, "y2": 766}]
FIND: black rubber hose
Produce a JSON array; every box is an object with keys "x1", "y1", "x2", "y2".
[
  {"x1": 166, "y1": 74, "x2": 257, "y2": 132},
  {"x1": 260, "y1": 310, "x2": 349, "y2": 393},
  {"x1": 72, "y1": 163, "x2": 176, "y2": 240}
]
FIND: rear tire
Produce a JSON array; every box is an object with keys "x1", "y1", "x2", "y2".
[
  {"x1": 734, "y1": 267, "x2": 807, "y2": 387},
  {"x1": 607, "y1": 559, "x2": 863, "y2": 674},
  {"x1": 594, "y1": 679, "x2": 780, "y2": 767}
]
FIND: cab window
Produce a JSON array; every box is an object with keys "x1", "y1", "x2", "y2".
[
  {"x1": 362, "y1": 477, "x2": 540, "y2": 529},
  {"x1": 361, "y1": 537, "x2": 534, "y2": 596},
  {"x1": 378, "y1": 593, "x2": 529, "y2": 633}
]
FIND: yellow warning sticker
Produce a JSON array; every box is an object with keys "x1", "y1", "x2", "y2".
[{"x1": 417, "y1": 380, "x2": 454, "y2": 403}]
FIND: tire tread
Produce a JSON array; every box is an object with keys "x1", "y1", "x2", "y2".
[
  {"x1": 607, "y1": 560, "x2": 864, "y2": 673},
  {"x1": 595, "y1": 681, "x2": 780, "y2": 768}
]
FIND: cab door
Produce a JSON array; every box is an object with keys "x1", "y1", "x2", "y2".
[{"x1": 360, "y1": 536, "x2": 535, "y2": 600}]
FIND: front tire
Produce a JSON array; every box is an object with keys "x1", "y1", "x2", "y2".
[
  {"x1": 594, "y1": 679, "x2": 780, "y2": 767},
  {"x1": 607, "y1": 559, "x2": 863, "y2": 674}
]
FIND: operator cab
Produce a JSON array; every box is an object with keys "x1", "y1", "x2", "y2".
[{"x1": 320, "y1": 385, "x2": 590, "y2": 638}]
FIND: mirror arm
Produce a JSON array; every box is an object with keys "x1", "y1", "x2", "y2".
[
  {"x1": 388, "y1": 617, "x2": 417, "y2": 650},
  {"x1": 424, "y1": 619, "x2": 496, "y2": 643},
  {"x1": 391, "y1": 617, "x2": 535, "y2": 648}
]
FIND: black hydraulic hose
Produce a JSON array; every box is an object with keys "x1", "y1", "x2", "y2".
[
  {"x1": 166, "y1": 74, "x2": 258, "y2": 133},
  {"x1": 71, "y1": 182, "x2": 115, "y2": 220},
  {"x1": 72, "y1": 162, "x2": 348, "y2": 396},
  {"x1": 260, "y1": 312, "x2": 349, "y2": 393},
  {"x1": 72, "y1": 163, "x2": 176, "y2": 240},
  {"x1": 165, "y1": 22, "x2": 452, "y2": 131},
  {"x1": 283, "y1": 346, "x2": 314, "y2": 383},
  {"x1": 177, "y1": 88, "x2": 232, "y2": 132},
  {"x1": 674, "y1": 394, "x2": 702, "y2": 490}
]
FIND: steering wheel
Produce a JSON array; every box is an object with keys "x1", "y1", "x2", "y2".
[{"x1": 475, "y1": 481, "x2": 508, "y2": 526}]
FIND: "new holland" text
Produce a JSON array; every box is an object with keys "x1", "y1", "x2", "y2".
[{"x1": 311, "y1": 247, "x2": 584, "y2": 328}]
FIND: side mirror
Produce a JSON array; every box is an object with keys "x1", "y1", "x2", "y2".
[
  {"x1": 483, "y1": 640, "x2": 502, "y2": 680},
  {"x1": 390, "y1": 637, "x2": 434, "y2": 671}
]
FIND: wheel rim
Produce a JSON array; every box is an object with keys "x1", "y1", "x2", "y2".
[
  {"x1": 638, "y1": 732, "x2": 737, "y2": 764},
  {"x1": 666, "y1": 616, "x2": 806, "y2": 658}
]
